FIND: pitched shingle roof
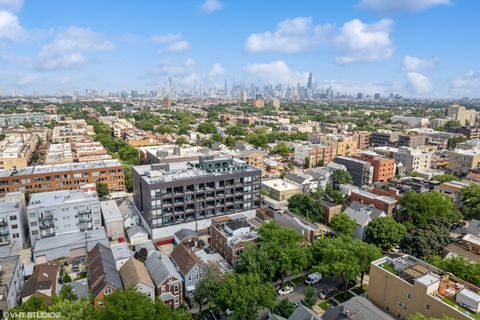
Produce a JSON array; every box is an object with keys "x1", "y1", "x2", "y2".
[
  {"x1": 145, "y1": 251, "x2": 181, "y2": 288},
  {"x1": 119, "y1": 257, "x2": 154, "y2": 289},
  {"x1": 88, "y1": 243, "x2": 123, "y2": 297},
  {"x1": 170, "y1": 243, "x2": 203, "y2": 275}
]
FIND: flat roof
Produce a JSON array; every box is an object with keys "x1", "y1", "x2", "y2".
[
  {"x1": 33, "y1": 228, "x2": 107, "y2": 253},
  {"x1": 100, "y1": 200, "x2": 123, "y2": 223},
  {"x1": 29, "y1": 190, "x2": 98, "y2": 209},
  {"x1": 262, "y1": 179, "x2": 300, "y2": 192}
]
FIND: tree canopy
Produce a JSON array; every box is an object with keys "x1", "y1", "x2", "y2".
[
  {"x1": 287, "y1": 194, "x2": 324, "y2": 222},
  {"x1": 331, "y1": 170, "x2": 352, "y2": 187},
  {"x1": 365, "y1": 217, "x2": 406, "y2": 251},
  {"x1": 330, "y1": 213, "x2": 356, "y2": 238},
  {"x1": 460, "y1": 183, "x2": 480, "y2": 220}
]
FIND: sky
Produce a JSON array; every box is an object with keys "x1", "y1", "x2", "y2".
[{"x1": 0, "y1": 0, "x2": 479, "y2": 97}]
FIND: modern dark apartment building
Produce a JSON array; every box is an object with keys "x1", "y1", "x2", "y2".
[
  {"x1": 370, "y1": 130, "x2": 400, "y2": 147},
  {"x1": 333, "y1": 156, "x2": 374, "y2": 187},
  {"x1": 133, "y1": 156, "x2": 261, "y2": 239}
]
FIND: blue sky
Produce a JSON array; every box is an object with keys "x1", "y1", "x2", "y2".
[{"x1": 0, "y1": 0, "x2": 478, "y2": 97}]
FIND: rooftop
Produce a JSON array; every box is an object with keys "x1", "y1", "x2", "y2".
[{"x1": 28, "y1": 189, "x2": 98, "y2": 209}]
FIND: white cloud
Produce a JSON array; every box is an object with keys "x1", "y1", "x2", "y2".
[
  {"x1": 403, "y1": 55, "x2": 438, "y2": 72},
  {"x1": 0, "y1": 10, "x2": 24, "y2": 41},
  {"x1": 245, "y1": 60, "x2": 308, "y2": 84},
  {"x1": 450, "y1": 71, "x2": 480, "y2": 97},
  {"x1": 357, "y1": 0, "x2": 450, "y2": 14},
  {"x1": 207, "y1": 63, "x2": 224, "y2": 81},
  {"x1": 317, "y1": 79, "x2": 400, "y2": 96},
  {"x1": 406, "y1": 72, "x2": 432, "y2": 93},
  {"x1": 16, "y1": 74, "x2": 38, "y2": 86},
  {"x1": 151, "y1": 33, "x2": 190, "y2": 53},
  {"x1": 150, "y1": 33, "x2": 182, "y2": 44},
  {"x1": 0, "y1": 0, "x2": 23, "y2": 12},
  {"x1": 152, "y1": 58, "x2": 196, "y2": 77},
  {"x1": 244, "y1": 16, "x2": 333, "y2": 53},
  {"x1": 334, "y1": 18, "x2": 394, "y2": 64},
  {"x1": 165, "y1": 40, "x2": 190, "y2": 53},
  {"x1": 200, "y1": 0, "x2": 222, "y2": 13},
  {"x1": 37, "y1": 26, "x2": 113, "y2": 70}
]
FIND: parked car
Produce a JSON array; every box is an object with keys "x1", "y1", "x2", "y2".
[
  {"x1": 292, "y1": 301, "x2": 300, "y2": 308},
  {"x1": 278, "y1": 286, "x2": 294, "y2": 296},
  {"x1": 319, "y1": 288, "x2": 335, "y2": 299},
  {"x1": 338, "y1": 280, "x2": 356, "y2": 291},
  {"x1": 305, "y1": 272, "x2": 322, "y2": 285}
]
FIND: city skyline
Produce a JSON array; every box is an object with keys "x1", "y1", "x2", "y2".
[{"x1": 0, "y1": 0, "x2": 479, "y2": 98}]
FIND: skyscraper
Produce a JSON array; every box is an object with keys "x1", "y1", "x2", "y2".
[{"x1": 307, "y1": 73, "x2": 313, "y2": 90}]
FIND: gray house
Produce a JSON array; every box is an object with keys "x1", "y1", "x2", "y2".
[
  {"x1": 145, "y1": 251, "x2": 184, "y2": 308},
  {"x1": 344, "y1": 201, "x2": 386, "y2": 240},
  {"x1": 170, "y1": 244, "x2": 206, "y2": 297}
]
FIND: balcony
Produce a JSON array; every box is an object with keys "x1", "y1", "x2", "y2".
[
  {"x1": 79, "y1": 222, "x2": 93, "y2": 231},
  {"x1": 0, "y1": 219, "x2": 7, "y2": 227},
  {"x1": 0, "y1": 228, "x2": 9, "y2": 236},
  {"x1": 38, "y1": 214, "x2": 54, "y2": 221},
  {"x1": 40, "y1": 228, "x2": 55, "y2": 238},
  {"x1": 0, "y1": 236, "x2": 9, "y2": 245},
  {"x1": 78, "y1": 208, "x2": 91, "y2": 215}
]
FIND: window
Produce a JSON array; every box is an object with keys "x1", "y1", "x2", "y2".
[
  {"x1": 9, "y1": 216, "x2": 17, "y2": 221},
  {"x1": 11, "y1": 224, "x2": 18, "y2": 229},
  {"x1": 425, "y1": 304, "x2": 430, "y2": 311},
  {"x1": 407, "y1": 293, "x2": 412, "y2": 299}
]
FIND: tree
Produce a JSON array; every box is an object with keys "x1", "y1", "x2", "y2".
[
  {"x1": 210, "y1": 273, "x2": 276, "y2": 320},
  {"x1": 325, "y1": 184, "x2": 345, "y2": 205},
  {"x1": 63, "y1": 274, "x2": 72, "y2": 283},
  {"x1": 246, "y1": 133, "x2": 269, "y2": 148},
  {"x1": 97, "y1": 289, "x2": 156, "y2": 320},
  {"x1": 428, "y1": 256, "x2": 480, "y2": 287},
  {"x1": 444, "y1": 119, "x2": 461, "y2": 130},
  {"x1": 49, "y1": 299, "x2": 95, "y2": 320},
  {"x1": 154, "y1": 301, "x2": 192, "y2": 320},
  {"x1": 460, "y1": 183, "x2": 480, "y2": 220},
  {"x1": 59, "y1": 284, "x2": 77, "y2": 301},
  {"x1": 399, "y1": 223, "x2": 451, "y2": 259},
  {"x1": 365, "y1": 217, "x2": 406, "y2": 251},
  {"x1": 287, "y1": 194, "x2": 324, "y2": 222},
  {"x1": 134, "y1": 248, "x2": 148, "y2": 262},
  {"x1": 330, "y1": 213, "x2": 356, "y2": 238},
  {"x1": 258, "y1": 222, "x2": 311, "y2": 286},
  {"x1": 399, "y1": 191, "x2": 458, "y2": 227},
  {"x1": 197, "y1": 122, "x2": 217, "y2": 134},
  {"x1": 10, "y1": 296, "x2": 47, "y2": 313},
  {"x1": 194, "y1": 263, "x2": 224, "y2": 314},
  {"x1": 311, "y1": 237, "x2": 362, "y2": 292},
  {"x1": 304, "y1": 156, "x2": 310, "y2": 169},
  {"x1": 96, "y1": 183, "x2": 110, "y2": 198},
  {"x1": 175, "y1": 136, "x2": 188, "y2": 146},
  {"x1": 273, "y1": 142, "x2": 291, "y2": 157},
  {"x1": 303, "y1": 286, "x2": 316, "y2": 308},
  {"x1": 226, "y1": 125, "x2": 246, "y2": 137},
  {"x1": 354, "y1": 241, "x2": 382, "y2": 288},
  {"x1": 431, "y1": 174, "x2": 460, "y2": 183},
  {"x1": 234, "y1": 244, "x2": 277, "y2": 283},
  {"x1": 331, "y1": 170, "x2": 352, "y2": 187},
  {"x1": 272, "y1": 299, "x2": 295, "y2": 318}
]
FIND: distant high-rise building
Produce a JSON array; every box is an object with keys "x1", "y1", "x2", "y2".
[
  {"x1": 307, "y1": 73, "x2": 313, "y2": 90},
  {"x1": 131, "y1": 90, "x2": 139, "y2": 98},
  {"x1": 239, "y1": 90, "x2": 247, "y2": 103},
  {"x1": 357, "y1": 93, "x2": 363, "y2": 99},
  {"x1": 374, "y1": 93, "x2": 381, "y2": 100}
]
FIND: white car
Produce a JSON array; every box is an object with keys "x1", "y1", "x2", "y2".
[
  {"x1": 278, "y1": 286, "x2": 294, "y2": 296},
  {"x1": 305, "y1": 272, "x2": 322, "y2": 285}
]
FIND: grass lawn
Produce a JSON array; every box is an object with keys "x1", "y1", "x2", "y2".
[
  {"x1": 291, "y1": 276, "x2": 307, "y2": 286},
  {"x1": 335, "y1": 291, "x2": 354, "y2": 303},
  {"x1": 381, "y1": 262, "x2": 396, "y2": 274},
  {"x1": 442, "y1": 297, "x2": 480, "y2": 320},
  {"x1": 351, "y1": 285, "x2": 368, "y2": 295},
  {"x1": 318, "y1": 300, "x2": 337, "y2": 311}
]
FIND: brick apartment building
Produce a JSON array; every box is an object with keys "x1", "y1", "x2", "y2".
[
  {"x1": 350, "y1": 189, "x2": 397, "y2": 215},
  {"x1": 210, "y1": 216, "x2": 258, "y2": 265},
  {"x1": 0, "y1": 160, "x2": 125, "y2": 196},
  {"x1": 356, "y1": 151, "x2": 395, "y2": 183}
]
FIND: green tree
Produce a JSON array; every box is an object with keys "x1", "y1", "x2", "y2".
[
  {"x1": 49, "y1": 299, "x2": 95, "y2": 320},
  {"x1": 234, "y1": 244, "x2": 277, "y2": 283},
  {"x1": 303, "y1": 286, "x2": 316, "y2": 308},
  {"x1": 330, "y1": 213, "x2": 356, "y2": 238},
  {"x1": 154, "y1": 301, "x2": 192, "y2": 320},
  {"x1": 273, "y1": 142, "x2": 291, "y2": 157},
  {"x1": 431, "y1": 174, "x2": 460, "y2": 183},
  {"x1": 246, "y1": 133, "x2": 269, "y2": 148},
  {"x1": 210, "y1": 273, "x2": 276, "y2": 320},
  {"x1": 460, "y1": 183, "x2": 480, "y2": 220},
  {"x1": 175, "y1": 136, "x2": 188, "y2": 146},
  {"x1": 365, "y1": 217, "x2": 406, "y2": 251},
  {"x1": 194, "y1": 263, "x2": 224, "y2": 314},
  {"x1": 354, "y1": 241, "x2": 382, "y2": 288},
  {"x1": 311, "y1": 237, "x2": 362, "y2": 292},
  {"x1": 304, "y1": 156, "x2": 310, "y2": 169},
  {"x1": 10, "y1": 296, "x2": 47, "y2": 313},
  {"x1": 97, "y1": 289, "x2": 156, "y2": 320},
  {"x1": 226, "y1": 125, "x2": 246, "y2": 136},
  {"x1": 59, "y1": 284, "x2": 77, "y2": 301},
  {"x1": 197, "y1": 122, "x2": 217, "y2": 134},
  {"x1": 428, "y1": 256, "x2": 480, "y2": 287},
  {"x1": 325, "y1": 184, "x2": 345, "y2": 205},
  {"x1": 287, "y1": 194, "x2": 324, "y2": 222},
  {"x1": 62, "y1": 274, "x2": 72, "y2": 283},
  {"x1": 258, "y1": 222, "x2": 311, "y2": 286},
  {"x1": 95, "y1": 183, "x2": 110, "y2": 198},
  {"x1": 272, "y1": 298, "x2": 295, "y2": 318},
  {"x1": 399, "y1": 223, "x2": 451, "y2": 259},
  {"x1": 399, "y1": 191, "x2": 458, "y2": 227},
  {"x1": 331, "y1": 170, "x2": 352, "y2": 187}
]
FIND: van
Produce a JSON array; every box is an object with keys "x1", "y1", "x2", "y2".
[{"x1": 305, "y1": 272, "x2": 322, "y2": 285}]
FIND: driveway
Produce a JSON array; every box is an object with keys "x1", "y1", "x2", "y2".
[{"x1": 277, "y1": 277, "x2": 342, "y2": 304}]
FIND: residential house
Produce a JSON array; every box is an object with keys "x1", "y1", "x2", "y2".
[
  {"x1": 344, "y1": 201, "x2": 386, "y2": 240},
  {"x1": 110, "y1": 242, "x2": 133, "y2": 270},
  {"x1": 87, "y1": 243, "x2": 123, "y2": 307},
  {"x1": 119, "y1": 257, "x2": 155, "y2": 300},
  {"x1": 145, "y1": 251, "x2": 183, "y2": 308},
  {"x1": 0, "y1": 255, "x2": 24, "y2": 315},
  {"x1": 21, "y1": 262, "x2": 59, "y2": 305},
  {"x1": 170, "y1": 243, "x2": 206, "y2": 297}
]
